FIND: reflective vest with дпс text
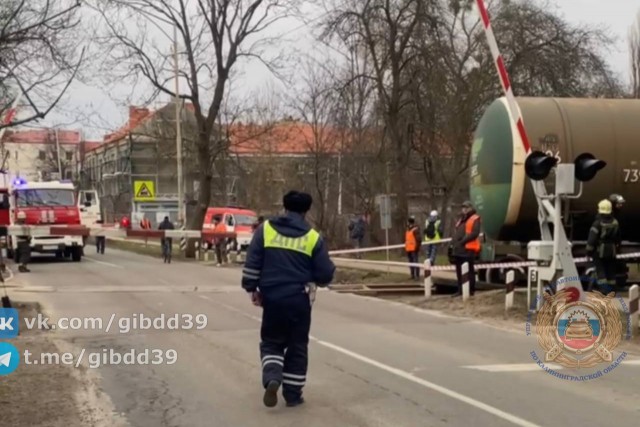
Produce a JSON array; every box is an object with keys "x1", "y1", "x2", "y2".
[
  {"x1": 464, "y1": 214, "x2": 481, "y2": 253},
  {"x1": 263, "y1": 220, "x2": 320, "y2": 257}
]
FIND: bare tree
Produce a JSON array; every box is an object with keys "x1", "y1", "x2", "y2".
[
  {"x1": 322, "y1": 0, "x2": 428, "y2": 237},
  {"x1": 93, "y1": 0, "x2": 300, "y2": 254},
  {"x1": 287, "y1": 57, "x2": 341, "y2": 234},
  {"x1": 0, "y1": 0, "x2": 85, "y2": 129},
  {"x1": 630, "y1": 10, "x2": 640, "y2": 98}
]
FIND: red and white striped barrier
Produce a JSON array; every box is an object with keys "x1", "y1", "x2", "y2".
[
  {"x1": 4, "y1": 225, "x2": 237, "y2": 240},
  {"x1": 476, "y1": 0, "x2": 531, "y2": 152}
]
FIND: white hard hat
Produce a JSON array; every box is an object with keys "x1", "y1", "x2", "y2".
[
  {"x1": 430, "y1": 210, "x2": 438, "y2": 217},
  {"x1": 598, "y1": 199, "x2": 612, "y2": 214}
]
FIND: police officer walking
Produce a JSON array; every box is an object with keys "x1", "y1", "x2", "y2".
[
  {"x1": 242, "y1": 190, "x2": 335, "y2": 408},
  {"x1": 586, "y1": 199, "x2": 620, "y2": 294}
]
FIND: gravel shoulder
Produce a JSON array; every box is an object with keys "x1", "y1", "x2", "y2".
[
  {"x1": 2, "y1": 301, "x2": 125, "y2": 427},
  {"x1": 382, "y1": 288, "x2": 640, "y2": 352}
]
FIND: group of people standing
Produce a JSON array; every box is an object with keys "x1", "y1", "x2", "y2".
[{"x1": 404, "y1": 201, "x2": 481, "y2": 296}]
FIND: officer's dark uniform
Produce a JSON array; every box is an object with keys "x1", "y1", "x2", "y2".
[
  {"x1": 242, "y1": 191, "x2": 335, "y2": 408},
  {"x1": 586, "y1": 200, "x2": 620, "y2": 294}
]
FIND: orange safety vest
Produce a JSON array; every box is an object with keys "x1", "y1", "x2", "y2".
[
  {"x1": 465, "y1": 214, "x2": 481, "y2": 253},
  {"x1": 213, "y1": 222, "x2": 227, "y2": 243},
  {"x1": 405, "y1": 226, "x2": 418, "y2": 252}
]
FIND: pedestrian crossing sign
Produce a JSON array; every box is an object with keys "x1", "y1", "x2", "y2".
[{"x1": 134, "y1": 181, "x2": 155, "y2": 201}]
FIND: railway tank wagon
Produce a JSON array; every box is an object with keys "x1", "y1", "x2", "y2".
[{"x1": 470, "y1": 96, "x2": 640, "y2": 284}]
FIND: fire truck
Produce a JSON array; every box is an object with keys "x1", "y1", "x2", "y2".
[{"x1": 0, "y1": 179, "x2": 85, "y2": 261}]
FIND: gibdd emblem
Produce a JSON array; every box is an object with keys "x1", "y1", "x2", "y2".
[{"x1": 535, "y1": 290, "x2": 623, "y2": 369}]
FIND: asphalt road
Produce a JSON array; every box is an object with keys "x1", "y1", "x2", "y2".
[{"x1": 8, "y1": 248, "x2": 640, "y2": 427}]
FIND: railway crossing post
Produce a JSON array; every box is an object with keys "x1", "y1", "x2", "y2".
[
  {"x1": 423, "y1": 259, "x2": 432, "y2": 299},
  {"x1": 505, "y1": 270, "x2": 515, "y2": 312},
  {"x1": 524, "y1": 155, "x2": 605, "y2": 304},
  {"x1": 461, "y1": 262, "x2": 470, "y2": 302},
  {"x1": 475, "y1": 0, "x2": 604, "y2": 303}
]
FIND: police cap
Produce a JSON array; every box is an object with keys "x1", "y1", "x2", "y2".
[{"x1": 283, "y1": 190, "x2": 313, "y2": 213}]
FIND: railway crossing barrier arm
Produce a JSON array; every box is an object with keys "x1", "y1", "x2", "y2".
[{"x1": 5, "y1": 225, "x2": 238, "y2": 241}]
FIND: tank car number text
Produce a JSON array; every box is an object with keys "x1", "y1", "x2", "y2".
[{"x1": 623, "y1": 169, "x2": 639, "y2": 183}]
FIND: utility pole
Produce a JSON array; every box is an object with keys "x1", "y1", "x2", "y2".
[
  {"x1": 173, "y1": 24, "x2": 184, "y2": 226},
  {"x1": 55, "y1": 128, "x2": 62, "y2": 179}
]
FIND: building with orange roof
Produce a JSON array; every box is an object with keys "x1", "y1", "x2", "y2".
[
  {"x1": 77, "y1": 100, "x2": 358, "y2": 225},
  {"x1": 0, "y1": 127, "x2": 97, "y2": 185},
  {"x1": 77, "y1": 102, "x2": 205, "y2": 224},
  {"x1": 76, "y1": 100, "x2": 460, "y2": 244}
]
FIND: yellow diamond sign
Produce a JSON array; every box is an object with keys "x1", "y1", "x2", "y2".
[{"x1": 134, "y1": 180, "x2": 155, "y2": 201}]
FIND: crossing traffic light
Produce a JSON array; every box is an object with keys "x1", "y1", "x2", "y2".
[
  {"x1": 525, "y1": 151, "x2": 558, "y2": 181},
  {"x1": 573, "y1": 153, "x2": 606, "y2": 182}
]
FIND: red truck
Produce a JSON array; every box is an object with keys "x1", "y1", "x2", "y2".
[{"x1": 0, "y1": 179, "x2": 84, "y2": 261}]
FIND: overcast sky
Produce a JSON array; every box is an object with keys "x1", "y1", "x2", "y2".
[{"x1": 35, "y1": 0, "x2": 640, "y2": 141}]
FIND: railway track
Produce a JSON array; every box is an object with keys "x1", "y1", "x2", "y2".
[{"x1": 329, "y1": 277, "x2": 503, "y2": 297}]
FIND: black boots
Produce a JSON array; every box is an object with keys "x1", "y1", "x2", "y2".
[{"x1": 263, "y1": 380, "x2": 279, "y2": 407}]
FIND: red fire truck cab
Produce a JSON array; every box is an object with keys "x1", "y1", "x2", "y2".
[
  {"x1": 202, "y1": 206, "x2": 257, "y2": 250},
  {"x1": 1, "y1": 179, "x2": 85, "y2": 261}
]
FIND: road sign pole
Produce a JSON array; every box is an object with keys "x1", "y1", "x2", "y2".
[
  {"x1": 378, "y1": 194, "x2": 392, "y2": 272},
  {"x1": 385, "y1": 227, "x2": 390, "y2": 272}
]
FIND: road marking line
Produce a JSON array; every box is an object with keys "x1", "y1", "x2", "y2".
[
  {"x1": 462, "y1": 363, "x2": 563, "y2": 372},
  {"x1": 84, "y1": 257, "x2": 124, "y2": 269},
  {"x1": 200, "y1": 295, "x2": 542, "y2": 427},
  {"x1": 463, "y1": 359, "x2": 640, "y2": 372}
]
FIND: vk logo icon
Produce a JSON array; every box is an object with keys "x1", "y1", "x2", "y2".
[
  {"x1": 0, "y1": 308, "x2": 18, "y2": 339},
  {"x1": 0, "y1": 342, "x2": 19, "y2": 375}
]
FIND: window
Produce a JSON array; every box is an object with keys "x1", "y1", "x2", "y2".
[
  {"x1": 39, "y1": 151, "x2": 45, "y2": 160},
  {"x1": 235, "y1": 214, "x2": 257, "y2": 226},
  {"x1": 226, "y1": 214, "x2": 235, "y2": 226},
  {"x1": 15, "y1": 189, "x2": 76, "y2": 207},
  {"x1": 66, "y1": 151, "x2": 73, "y2": 161}
]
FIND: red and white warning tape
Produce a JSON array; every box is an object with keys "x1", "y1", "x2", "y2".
[
  {"x1": 328, "y1": 238, "x2": 452, "y2": 256},
  {"x1": 333, "y1": 251, "x2": 640, "y2": 272}
]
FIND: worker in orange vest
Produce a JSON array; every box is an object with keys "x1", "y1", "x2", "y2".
[
  {"x1": 404, "y1": 216, "x2": 422, "y2": 280},
  {"x1": 451, "y1": 201, "x2": 481, "y2": 297},
  {"x1": 212, "y1": 214, "x2": 228, "y2": 266},
  {"x1": 140, "y1": 216, "x2": 152, "y2": 229}
]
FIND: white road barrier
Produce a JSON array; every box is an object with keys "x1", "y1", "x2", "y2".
[
  {"x1": 505, "y1": 270, "x2": 515, "y2": 311},
  {"x1": 423, "y1": 259, "x2": 432, "y2": 299},
  {"x1": 461, "y1": 262, "x2": 470, "y2": 301}
]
